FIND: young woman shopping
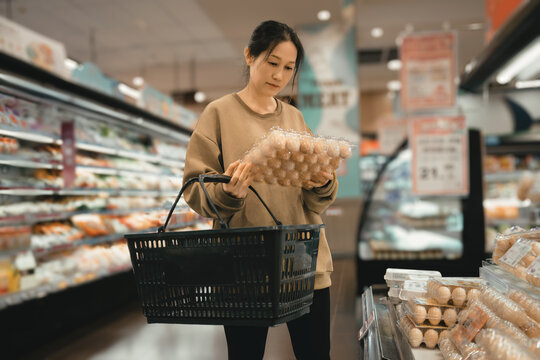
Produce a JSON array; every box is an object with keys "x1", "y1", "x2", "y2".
[{"x1": 182, "y1": 20, "x2": 338, "y2": 360}]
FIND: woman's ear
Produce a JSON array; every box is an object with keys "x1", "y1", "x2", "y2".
[{"x1": 244, "y1": 47, "x2": 254, "y2": 66}]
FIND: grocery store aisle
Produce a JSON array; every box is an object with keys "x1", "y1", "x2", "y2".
[{"x1": 27, "y1": 257, "x2": 359, "y2": 360}]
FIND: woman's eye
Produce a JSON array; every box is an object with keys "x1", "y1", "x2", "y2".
[
  {"x1": 269, "y1": 62, "x2": 278, "y2": 66},
  {"x1": 285, "y1": 66, "x2": 294, "y2": 71}
]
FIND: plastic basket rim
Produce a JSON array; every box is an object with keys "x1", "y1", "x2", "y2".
[{"x1": 124, "y1": 223, "x2": 324, "y2": 240}]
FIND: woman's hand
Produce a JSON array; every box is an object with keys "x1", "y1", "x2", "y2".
[
  {"x1": 223, "y1": 160, "x2": 254, "y2": 199},
  {"x1": 304, "y1": 171, "x2": 333, "y2": 190}
]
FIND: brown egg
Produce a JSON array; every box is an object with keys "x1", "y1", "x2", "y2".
[
  {"x1": 413, "y1": 305, "x2": 427, "y2": 324},
  {"x1": 452, "y1": 287, "x2": 466, "y2": 306},
  {"x1": 291, "y1": 152, "x2": 305, "y2": 163},
  {"x1": 522, "y1": 254, "x2": 536, "y2": 267},
  {"x1": 427, "y1": 306, "x2": 442, "y2": 325},
  {"x1": 318, "y1": 154, "x2": 331, "y2": 166},
  {"x1": 285, "y1": 135, "x2": 301, "y2": 152},
  {"x1": 467, "y1": 289, "x2": 480, "y2": 303},
  {"x1": 299, "y1": 137, "x2": 314, "y2": 154},
  {"x1": 313, "y1": 138, "x2": 328, "y2": 154},
  {"x1": 408, "y1": 328, "x2": 423, "y2": 348},
  {"x1": 253, "y1": 172, "x2": 264, "y2": 182},
  {"x1": 437, "y1": 286, "x2": 451, "y2": 304},
  {"x1": 310, "y1": 164, "x2": 321, "y2": 174},
  {"x1": 305, "y1": 153, "x2": 318, "y2": 165},
  {"x1": 264, "y1": 175, "x2": 277, "y2": 184},
  {"x1": 290, "y1": 178, "x2": 303, "y2": 187},
  {"x1": 339, "y1": 141, "x2": 352, "y2": 158},
  {"x1": 327, "y1": 140, "x2": 340, "y2": 158},
  {"x1": 299, "y1": 172, "x2": 311, "y2": 181},
  {"x1": 277, "y1": 178, "x2": 291, "y2": 186},
  {"x1": 423, "y1": 329, "x2": 438, "y2": 349},
  {"x1": 277, "y1": 149, "x2": 292, "y2": 160},
  {"x1": 260, "y1": 140, "x2": 277, "y2": 159},
  {"x1": 245, "y1": 148, "x2": 264, "y2": 165},
  {"x1": 438, "y1": 330, "x2": 449, "y2": 344},
  {"x1": 282, "y1": 160, "x2": 295, "y2": 171},
  {"x1": 443, "y1": 308, "x2": 457, "y2": 327},
  {"x1": 296, "y1": 162, "x2": 309, "y2": 172},
  {"x1": 267, "y1": 158, "x2": 282, "y2": 169},
  {"x1": 287, "y1": 170, "x2": 300, "y2": 181},
  {"x1": 273, "y1": 168, "x2": 287, "y2": 179},
  {"x1": 268, "y1": 131, "x2": 286, "y2": 150},
  {"x1": 330, "y1": 158, "x2": 341, "y2": 169}
]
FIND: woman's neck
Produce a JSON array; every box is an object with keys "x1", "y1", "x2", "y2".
[{"x1": 237, "y1": 87, "x2": 277, "y2": 115}]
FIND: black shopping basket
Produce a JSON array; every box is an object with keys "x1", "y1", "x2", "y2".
[{"x1": 125, "y1": 174, "x2": 322, "y2": 326}]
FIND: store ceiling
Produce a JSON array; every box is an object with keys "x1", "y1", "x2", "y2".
[{"x1": 1, "y1": 0, "x2": 485, "y2": 100}]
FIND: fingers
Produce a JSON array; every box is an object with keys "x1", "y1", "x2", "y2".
[
  {"x1": 224, "y1": 160, "x2": 240, "y2": 176},
  {"x1": 305, "y1": 171, "x2": 333, "y2": 188}
]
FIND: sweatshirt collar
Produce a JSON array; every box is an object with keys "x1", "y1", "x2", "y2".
[{"x1": 233, "y1": 93, "x2": 282, "y2": 118}]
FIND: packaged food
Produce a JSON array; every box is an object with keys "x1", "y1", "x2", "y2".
[
  {"x1": 241, "y1": 127, "x2": 353, "y2": 188},
  {"x1": 399, "y1": 280, "x2": 428, "y2": 300},
  {"x1": 398, "y1": 314, "x2": 446, "y2": 349},
  {"x1": 475, "y1": 328, "x2": 537, "y2": 360},
  {"x1": 449, "y1": 303, "x2": 489, "y2": 354},
  {"x1": 509, "y1": 290, "x2": 540, "y2": 324},
  {"x1": 427, "y1": 278, "x2": 483, "y2": 306},
  {"x1": 406, "y1": 298, "x2": 462, "y2": 326},
  {"x1": 384, "y1": 268, "x2": 442, "y2": 288},
  {"x1": 493, "y1": 227, "x2": 540, "y2": 263}
]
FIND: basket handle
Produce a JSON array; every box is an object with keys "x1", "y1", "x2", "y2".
[{"x1": 159, "y1": 174, "x2": 282, "y2": 232}]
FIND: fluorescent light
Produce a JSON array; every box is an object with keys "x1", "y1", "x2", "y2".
[
  {"x1": 387, "y1": 80, "x2": 401, "y2": 91},
  {"x1": 317, "y1": 10, "x2": 331, "y2": 21},
  {"x1": 371, "y1": 27, "x2": 384, "y2": 38},
  {"x1": 467, "y1": 23, "x2": 484, "y2": 30},
  {"x1": 496, "y1": 38, "x2": 540, "y2": 84},
  {"x1": 387, "y1": 59, "x2": 402, "y2": 71},
  {"x1": 194, "y1": 91, "x2": 206, "y2": 103},
  {"x1": 64, "y1": 58, "x2": 79, "y2": 70},
  {"x1": 515, "y1": 79, "x2": 540, "y2": 89},
  {"x1": 118, "y1": 83, "x2": 141, "y2": 99},
  {"x1": 132, "y1": 76, "x2": 145, "y2": 87}
]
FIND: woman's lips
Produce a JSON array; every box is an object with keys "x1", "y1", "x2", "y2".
[{"x1": 267, "y1": 82, "x2": 279, "y2": 88}]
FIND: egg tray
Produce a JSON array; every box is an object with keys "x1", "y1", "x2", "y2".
[
  {"x1": 242, "y1": 128, "x2": 352, "y2": 188},
  {"x1": 427, "y1": 278, "x2": 483, "y2": 306},
  {"x1": 398, "y1": 314, "x2": 449, "y2": 349},
  {"x1": 405, "y1": 298, "x2": 462, "y2": 327}
]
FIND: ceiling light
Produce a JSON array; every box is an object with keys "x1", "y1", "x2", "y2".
[
  {"x1": 194, "y1": 91, "x2": 207, "y2": 103},
  {"x1": 467, "y1": 23, "x2": 484, "y2": 30},
  {"x1": 515, "y1": 79, "x2": 540, "y2": 89},
  {"x1": 118, "y1": 83, "x2": 141, "y2": 99},
  {"x1": 496, "y1": 38, "x2": 540, "y2": 84},
  {"x1": 387, "y1": 80, "x2": 401, "y2": 91},
  {"x1": 64, "y1": 58, "x2": 79, "y2": 70},
  {"x1": 132, "y1": 76, "x2": 145, "y2": 87},
  {"x1": 387, "y1": 59, "x2": 402, "y2": 71},
  {"x1": 371, "y1": 27, "x2": 384, "y2": 38},
  {"x1": 317, "y1": 10, "x2": 331, "y2": 21},
  {"x1": 464, "y1": 60, "x2": 476, "y2": 74}
]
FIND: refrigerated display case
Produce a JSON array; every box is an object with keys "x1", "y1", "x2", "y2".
[{"x1": 356, "y1": 130, "x2": 485, "y2": 291}]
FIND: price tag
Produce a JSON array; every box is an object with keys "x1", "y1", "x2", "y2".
[
  {"x1": 450, "y1": 305, "x2": 488, "y2": 345},
  {"x1": 410, "y1": 116, "x2": 468, "y2": 196},
  {"x1": 500, "y1": 238, "x2": 533, "y2": 268},
  {"x1": 358, "y1": 311, "x2": 375, "y2": 340}
]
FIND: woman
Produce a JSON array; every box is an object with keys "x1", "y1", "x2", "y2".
[{"x1": 183, "y1": 20, "x2": 338, "y2": 360}]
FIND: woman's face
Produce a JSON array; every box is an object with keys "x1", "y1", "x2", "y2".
[{"x1": 246, "y1": 40, "x2": 297, "y2": 97}]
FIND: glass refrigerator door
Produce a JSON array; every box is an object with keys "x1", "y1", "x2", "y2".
[{"x1": 358, "y1": 148, "x2": 464, "y2": 261}]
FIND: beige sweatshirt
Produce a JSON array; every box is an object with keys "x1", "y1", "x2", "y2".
[{"x1": 182, "y1": 93, "x2": 338, "y2": 289}]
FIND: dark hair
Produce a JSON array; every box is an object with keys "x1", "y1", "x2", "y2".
[{"x1": 246, "y1": 20, "x2": 304, "y2": 95}]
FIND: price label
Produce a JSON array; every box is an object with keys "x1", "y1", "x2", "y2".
[
  {"x1": 500, "y1": 238, "x2": 533, "y2": 268},
  {"x1": 410, "y1": 116, "x2": 468, "y2": 196}
]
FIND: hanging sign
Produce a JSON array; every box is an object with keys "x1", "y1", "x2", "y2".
[
  {"x1": 61, "y1": 121, "x2": 76, "y2": 188},
  {"x1": 410, "y1": 116, "x2": 468, "y2": 196},
  {"x1": 400, "y1": 31, "x2": 457, "y2": 111},
  {"x1": 377, "y1": 117, "x2": 408, "y2": 155}
]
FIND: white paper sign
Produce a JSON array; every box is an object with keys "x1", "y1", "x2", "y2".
[
  {"x1": 410, "y1": 116, "x2": 469, "y2": 196},
  {"x1": 500, "y1": 239, "x2": 533, "y2": 268}
]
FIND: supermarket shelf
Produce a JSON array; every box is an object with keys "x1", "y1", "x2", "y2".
[
  {"x1": 32, "y1": 221, "x2": 199, "y2": 258},
  {"x1": 484, "y1": 171, "x2": 527, "y2": 183},
  {"x1": 0, "y1": 205, "x2": 187, "y2": 226},
  {"x1": 0, "y1": 124, "x2": 61, "y2": 145},
  {"x1": 480, "y1": 261, "x2": 540, "y2": 301},
  {"x1": 485, "y1": 218, "x2": 531, "y2": 227},
  {"x1": 0, "y1": 187, "x2": 179, "y2": 197},
  {"x1": 0, "y1": 153, "x2": 62, "y2": 169}
]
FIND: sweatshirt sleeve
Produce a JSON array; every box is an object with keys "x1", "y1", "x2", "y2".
[
  {"x1": 302, "y1": 171, "x2": 338, "y2": 214},
  {"x1": 182, "y1": 106, "x2": 245, "y2": 220}
]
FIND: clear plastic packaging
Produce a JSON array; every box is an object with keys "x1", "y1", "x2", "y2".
[
  {"x1": 398, "y1": 314, "x2": 445, "y2": 349},
  {"x1": 493, "y1": 227, "x2": 540, "y2": 264},
  {"x1": 475, "y1": 329, "x2": 537, "y2": 360},
  {"x1": 384, "y1": 268, "x2": 441, "y2": 288},
  {"x1": 399, "y1": 279, "x2": 428, "y2": 301},
  {"x1": 509, "y1": 289, "x2": 540, "y2": 324},
  {"x1": 241, "y1": 127, "x2": 353, "y2": 188},
  {"x1": 427, "y1": 278, "x2": 483, "y2": 306},
  {"x1": 406, "y1": 298, "x2": 461, "y2": 326}
]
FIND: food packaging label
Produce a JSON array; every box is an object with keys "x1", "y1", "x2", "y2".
[
  {"x1": 526, "y1": 255, "x2": 540, "y2": 277},
  {"x1": 500, "y1": 238, "x2": 533, "y2": 268},
  {"x1": 450, "y1": 305, "x2": 488, "y2": 345}
]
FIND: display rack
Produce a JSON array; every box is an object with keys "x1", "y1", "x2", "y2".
[{"x1": 0, "y1": 51, "x2": 206, "y2": 358}]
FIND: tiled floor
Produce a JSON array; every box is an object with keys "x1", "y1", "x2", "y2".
[{"x1": 28, "y1": 257, "x2": 359, "y2": 360}]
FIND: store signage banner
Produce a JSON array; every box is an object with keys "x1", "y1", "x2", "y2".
[
  {"x1": 410, "y1": 116, "x2": 468, "y2": 196},
  {"x1": 0, "y1": 15, "x2": 67, "y2": 77},
  {"x1": 377, "y1": 117, "x2": 408, "y2": 155},
  {"x1": 400, "y1": 31, "x2": 457, "y2": 111},
  {"x1": 297, "y1": 1, "x2": 361, "y2": 198}
]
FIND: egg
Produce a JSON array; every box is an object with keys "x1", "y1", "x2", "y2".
[
  {"x1": 327, "y1": 140, "x2": 340, "y2": 158},
  {"x1": 514, "y1": 265, "x2": 528, "y2": 281},
  {"x1": 423, "y1": 329, "x2": 439, "y2": 349},
  {"x1": 260, "y1": 140, "x2": 277, "y2": 158},
  {"x1": 297, "y1": 163, "x2": 309, "y2": 172},
  {"x1": 299, "y1": 137, "x2": 314, "y2": 154},
  {"x1": 437, "y1": 286, "x2": 451, "y2": 304},
  {"x1": 264, "y1": 175, "x2": 277, "y2": 184},
  {"x1": 253, "y1": 172, "x2": 264, "y2": 182},
  {"x1": 285, "y1": 135, "x2": 301, "y2": 152},
  {"x1": 330, "y1": 158, "x2": 341, "y2": 169},
  {"x1": 413, "y1": 305, "x2": 427, "y2": 324},
  {"x1": 288, "y1": 170, "x2": 299, "y2": 180},
  {"x1": 290, "y1": 178, "x2": 303, "y2": 187},
  {"x1": 267, "y1": 158, "x2": 282, "y2": 169},
  {"x1": 305, "y1": 153, "x2": 318, "y2": 165},
  {"x1": 299, "y1": 172, "x2": 311, "y2": 181},
  {"x1": 408, "y1": 328, "x2": 423, "y2": 348},
  {"x1": 439, "y1": 330, "x2": 449, "y2": 344},
  {"x1": 427, "y1": 306, "x2": 442, "y2": 325},
  {"x1": 277, "y1": 178, "x2": 291, "y2": 186},
  {"x1": 310, "y1": 164, "x2": 321, "y2": 174},
  {"x1": 339, "y1": 141, "x2": 352, "y2": 158},
  {"x1": 245, "y1": 148, "x2": 264, "y2": 165},
  {"x1": 282, "y1": 160, "x2": 295, "y2": 171},
  {"x1": 318, "y1": 154, "x2": 330, "y2": 166},
  {"x1": 443, "y1": 308, "x2": 457, "y2": 327},
  {"x1": 291, "y1": 152, "x2": 305, "y2": 163},
  {"x1": 268, "y1": 131, "x2": 286, "y2": 150},
  {"x1": 273, "y1": 168, "x2": 287, "y2": 179},
  {"x1": 313, "y1": 138, "x2": 328, "y2": 154},
  {"x1": 467, "y1": 289, "x2": 480, "y2": 303},
  {"x1": 277, "y1": 149, "x2": 292, "y2": 160},
  {"x1": 452, "y1": 287, "x2": 467, "y2": 306}
]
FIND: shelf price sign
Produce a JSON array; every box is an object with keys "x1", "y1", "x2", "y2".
[{"x1": 410, "y1": 116, "x2": 469, "y2": 196}]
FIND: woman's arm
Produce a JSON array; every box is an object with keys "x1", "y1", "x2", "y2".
[{"x1": 302, "y1": 171, "x2": 338, "y2": 215}]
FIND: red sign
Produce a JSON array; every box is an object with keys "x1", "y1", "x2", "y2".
[
  {"x1": 61, "y1": 121, "x2": 76, "y2": 188},
  {"x1": 400, "y1": 32, "x2": 457, "y2": 111}
]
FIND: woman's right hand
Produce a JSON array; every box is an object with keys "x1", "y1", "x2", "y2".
[{"x1": 223, "y1": 160, "x2": 253, "y2": 199}]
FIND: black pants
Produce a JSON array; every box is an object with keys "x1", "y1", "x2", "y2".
[{"x1": 224, "y1": 288, "x2": 330, "y2": 360}]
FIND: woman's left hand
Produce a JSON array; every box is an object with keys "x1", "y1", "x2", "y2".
[{"x1": 303, "y1": 171, "x2": 333, "y2": 189}]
